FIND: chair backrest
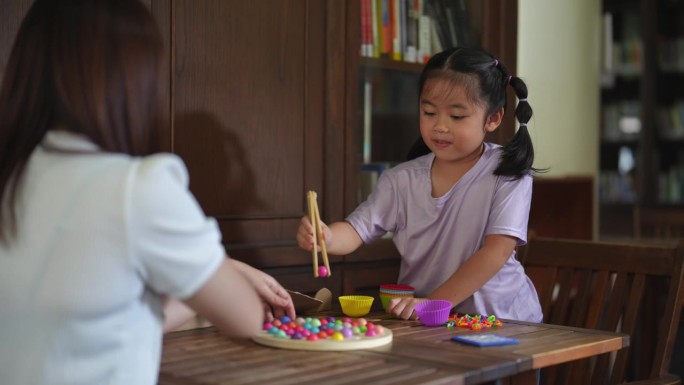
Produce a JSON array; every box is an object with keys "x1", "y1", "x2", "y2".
[
  {"x1": 635, "y1": 206, "x2": 684, "y2": 241},
  {"x1": 521, "y1": 237, "x2": 684, "y2": 385}
]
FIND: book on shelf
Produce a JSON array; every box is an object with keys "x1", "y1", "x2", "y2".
[
  {"x1": 404, "y1": 0, "x2": 418, "y2": 63},
  {"x1": 361, "y1": 0, "x2": 373, "y2": 57},
  {"x1": 391, "y1": 0, "x2": 403, "y2": 61},
  {"x1": 363, "y1": 79, "x2": 372, "y2": 163},
  {"x1": 441, "y1": 0, "x2": 459, "y2": 49},
  {"x1": 601, "y1": 12, "x2": 613, "y2": 74},
  {"x1": 418, "y1": 9, "x2": 432, "y2": 63},
  {"x1": 424, "y1": 0, "x2": 450, "y2": 52},
  {"x1": 453, "y1": 0, "x2": 473, "y2": 47}
]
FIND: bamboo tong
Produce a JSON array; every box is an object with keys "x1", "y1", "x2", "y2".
[{"x1": 307, "y1": 191, "x2": 331, "y2": 277}]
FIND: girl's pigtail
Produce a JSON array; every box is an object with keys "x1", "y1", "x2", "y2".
[{"x1": 494, "y1": 76, "x2": 545, "y2": 179}]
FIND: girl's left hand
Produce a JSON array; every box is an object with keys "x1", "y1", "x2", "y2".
[{"x1": 386, "y1": 297, "x2": 426, "y2": 320}]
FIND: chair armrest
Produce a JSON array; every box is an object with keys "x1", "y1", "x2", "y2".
[{"x1": 627, "y1": 373, "x2": 681, "y2": 385}]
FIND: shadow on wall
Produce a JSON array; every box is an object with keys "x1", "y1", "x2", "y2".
[{"x1": 174, "y1": 111, "x2": 267, "y2": 245}]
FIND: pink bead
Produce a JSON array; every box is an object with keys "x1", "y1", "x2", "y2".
[
  {"x1": 317, "y1": 266, "x2": 329, "y2": 277},
  {"x1": 365, "y1": 329, "x2": 377, "y2": 337}
]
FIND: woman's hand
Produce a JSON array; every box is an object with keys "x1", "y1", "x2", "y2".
[
  {"x1": 385, "y1": 297, "x2": 426, "y2": 320},
  {"x1": 230, "y1": 259, "x2": 296, "y2": 322}
]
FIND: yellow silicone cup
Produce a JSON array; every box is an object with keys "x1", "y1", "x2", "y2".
[{"x1": 338, "y1": 295, "x2": 374, "y2": 317}]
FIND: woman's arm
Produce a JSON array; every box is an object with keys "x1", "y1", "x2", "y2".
[
  {"x1": 182, "y1": 259, "x2": 263, "y2": 338},
  {"x1": 228, "y1": 259, "x2": 296, "y2": 321},
  {"x1": 162, "y1": 298, "x2": 197, "y2": 333}
]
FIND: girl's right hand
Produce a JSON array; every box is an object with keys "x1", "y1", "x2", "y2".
[
  {"x1": 296, "y1": 215, "x2": 331, "y2": 251},
  {"x1": 386, "y1": 297, "x2": 425, "y2": 320}
]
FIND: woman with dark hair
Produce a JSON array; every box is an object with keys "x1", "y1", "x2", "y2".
[
  {"x1": 0, "y1": 1, "x2": 293, "y2": 383},
  {"x1": 297, "y1": 47, "x2": 543, "y2": 323}
]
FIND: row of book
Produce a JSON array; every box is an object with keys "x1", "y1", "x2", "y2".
[
  {"x1": 658, "y1": 164, "x2": 684, "y2": 204},
  {"x1": 660, "y1": 37, "x2": 684, "y2": 72},
  {"x1": 360, "y1": 0, "x2": 473, "y2": 63},
  {"x1": 599, "y1": 171, "x2": 637, "y2": 204},
  {"x1": 656, "y1": 101, "x2": 684, "y2": 140},
  {"x1": 599, "y1": 168, "x2": 684, "y2": 204}
]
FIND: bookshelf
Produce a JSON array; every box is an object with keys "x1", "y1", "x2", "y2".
[{"x1": 599, "y1": 0, "x2": 684, "y2": 238}]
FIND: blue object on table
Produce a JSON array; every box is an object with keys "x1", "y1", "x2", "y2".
[{"x1": 451, "y1": 334, "x2": 519, "y2": 347}]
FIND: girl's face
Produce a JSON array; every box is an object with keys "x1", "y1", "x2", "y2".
[{"x1": 419, "y1": 77, "x2": 502, "y2": 166}]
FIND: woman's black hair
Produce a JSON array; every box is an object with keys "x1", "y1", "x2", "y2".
[
  {"x1": 407, "y1": 47, "x2": 544, "y2": 179},
  {"x1": 0, "y1": 0, "x2": 166, "y2": 242}
]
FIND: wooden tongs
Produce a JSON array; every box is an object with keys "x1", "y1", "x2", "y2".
[{"x1": 307, "y1": 191, "x2": 331, "y2": 277}]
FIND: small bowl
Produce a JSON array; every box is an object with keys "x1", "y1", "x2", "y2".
[
  {"x1": 339, "y1": 295, "x2": 374, "y2": 317},
  {"x1": 414, "y1": 300, "x2": 453, "y2": 326}
]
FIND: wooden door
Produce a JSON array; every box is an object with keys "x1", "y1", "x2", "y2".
[{"x1": 150, "y1": 1, "x2": 343, "y2": 280}]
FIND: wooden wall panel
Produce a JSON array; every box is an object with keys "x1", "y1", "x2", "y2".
[
  {"x1": 0, "y1": 0, "x2": 33, "y2": 86},
  {"x1": 164, "y1": 0, "x2": 329, "y2": 267},
  {"x1": 528, "y1": 176, "x2": 594, "y2": 240}
]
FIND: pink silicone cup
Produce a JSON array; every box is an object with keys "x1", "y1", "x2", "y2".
[
  {"x1": 380, "y1": 284, "x2": 415, "y2": 292},
  {"x1": 414, "y1": 300, "x2": 453, "y2": 326}
]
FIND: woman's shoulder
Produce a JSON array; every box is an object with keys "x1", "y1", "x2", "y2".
[
  {"x1": 134, "y1": 153, "x2": 189, "y2": 186},
  {"x1": 127, "y1": 154, "x2": 192, "y2": 206}
]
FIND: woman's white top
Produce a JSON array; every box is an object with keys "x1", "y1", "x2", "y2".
[{"x1": 0, "y1": 131, "x2": 224, "y2": 384}]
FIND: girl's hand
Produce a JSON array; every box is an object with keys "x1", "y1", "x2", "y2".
[
  {"x1": 386, "y1": 297, "x2": 426, "y2": 320},
  {"x1": 295, "y1": 215, "x2": 331, "y2": 252}
]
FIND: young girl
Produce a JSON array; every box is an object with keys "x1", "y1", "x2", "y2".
[
  {"x1": 0, "y1": 1, "x2": 293, "y2": 384},
  {"x1": 297, "y1": 47, "x2": 543, "y2": 323}
]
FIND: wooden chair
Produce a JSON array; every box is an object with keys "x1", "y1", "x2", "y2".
[
  {"x1": 521, "y1": 237, "x2": 684, "y2": 385},
  {"x1": 634, "y1": 206, "x2": 684, "y2": 241}
]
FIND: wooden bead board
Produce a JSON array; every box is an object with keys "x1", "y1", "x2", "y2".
[{"x1": 252, "y1": 328, "x2": 393, "y2": 351}]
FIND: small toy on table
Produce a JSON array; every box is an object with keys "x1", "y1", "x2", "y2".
[
  {"x1": 446, "y1": 313, "x2": 503, "y2": 330},
  {"x1": 451, "y1": 334, "x2": 519, "y2": 347}
]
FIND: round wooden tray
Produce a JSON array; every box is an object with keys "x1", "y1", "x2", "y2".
[{"x1": 252, "y1": 328, "x2": 393, "y2": 351}]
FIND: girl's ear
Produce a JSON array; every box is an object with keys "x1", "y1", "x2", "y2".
[{"x1": 484, "y1": 107, "x2": 504, "y2": 133}]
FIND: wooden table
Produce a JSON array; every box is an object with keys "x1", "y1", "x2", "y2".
[{"x1": 158, "y1": 312, "x2": 628, "y2": 385}]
